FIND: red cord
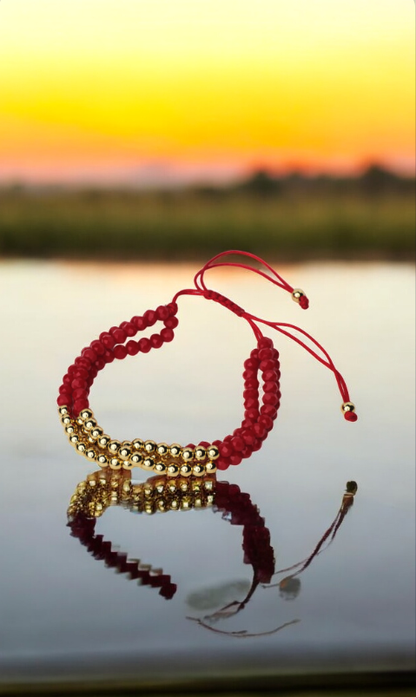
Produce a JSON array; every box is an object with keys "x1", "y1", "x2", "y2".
[{"x1": 174, "y1": 250, "x2": 356, "y2": 420}]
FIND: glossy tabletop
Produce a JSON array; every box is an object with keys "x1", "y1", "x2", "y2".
[{"x1": 0, "y1": 260, "x2": 414, "y2": 692}]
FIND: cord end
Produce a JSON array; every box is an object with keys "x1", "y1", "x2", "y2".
[
  {"x1": 291, "y1": 289, "x2": 309, "y2": 309},
  {"x1": 342, "y1": 402, "x2": 358, "y2": 422}
]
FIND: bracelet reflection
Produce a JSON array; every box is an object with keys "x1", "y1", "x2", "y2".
[{"x1": 67, "y1": 471, "x2": 357, "y2": 638}]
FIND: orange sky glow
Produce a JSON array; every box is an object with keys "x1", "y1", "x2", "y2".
[{"x1": 0, "y1": 0, "x2": 414, "y2": 185}]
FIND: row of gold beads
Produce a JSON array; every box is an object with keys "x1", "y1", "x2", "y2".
[
  {"x1": 67, "y1": 469, "x2": 216, "y2": 519},
  {"x1": 59, "y1": 406, "x2": 219, "y2": 477}
]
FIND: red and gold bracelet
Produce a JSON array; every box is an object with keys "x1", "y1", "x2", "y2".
[{"x1": 57, "y1": 250, "x2": 357, "y2": 477}]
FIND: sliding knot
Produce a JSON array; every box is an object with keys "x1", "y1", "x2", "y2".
[{"x1": 203, "y1": 290, "x2": 245, "y2": 317}]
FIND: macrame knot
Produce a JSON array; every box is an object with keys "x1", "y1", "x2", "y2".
[
  {"x1": 299, "y1": 296, "x2": 309, "y2": 310},
  {"x1": 203, "y1": 290, "x2": 245, "y2": 317}
]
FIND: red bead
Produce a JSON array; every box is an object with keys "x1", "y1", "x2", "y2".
[
  {"x1": 242, "y1": 429, "x2": 256, "y2": 446},
  {"x1": 138, "y1": 338, "x2": 151, "y2": 353},
  {"x1": 263, "y1": 380, "x2": 278, "y2": 393},
  {"x1": 241, "y1": 445, "x2": 251, "y2": 458},
  {"x1": 110, "y1": 327, "x2": 126, "y2": 344},
  {"x1": 132, "y1": 316, "x2": 146, "y2": 331},
  {"x1": 126, "y1": 340, "x2": 139, "y2": 356},
  {"x1": 104, "y1": 349, "x2": 115, "y2": 363},
  {"x1": 244, "y1": 358, "x2": 258, "y2": 371},
  {"x1": 253, "y1": 423, "x2": 267, "y2": 438},
  {"x1": 90, "y1": 340, "x2": 105, "y2": 356},
  {"x1": 73, "y1": 388, "x2": 87, "y2": 400},
  {"x1": 258, "y1": 337, "x2": 273, "y2": 349},
  {"x1": 250, "y1": 349, "x2": 259, "y2": 359},
  {"x1": 244, "y1": 378, "x2": 259, "y2": 389},
  {"x1": 241, "y1": 418, "x2": 254, "y2": 429},
  {"x1": 167, "y1": 302, "x2": 178, "y2": 316},
  {"x1": 95, "y1": 357, "x2": 105, "y2": 371},
  {"x1": 243, "y1": 369, "x2": 257, "y2": 380},
  {"x1": 75, "y1": 357, "x2": 91, "y2": 369},
  {"x1": 156, "y1": 305, "x2": 170, "y2": 321},
  {"x1": 59, "y1": 384, "x2": 68, "y2": 394},
  {"x1": 57, "y1": 394, "x2": 69, "y2": 406},
  {"x1": 143, "y1": 310, "x2": 157, "y2": 327},
  {"x1": 232, "y1": 428, "x2": 244, "y2": 438},
  {"x1": 160, "y1": 327, "x2": 174, "y2": 342},
  {"x1": 82, "y1": 348, "x2": 97, "y2": 363},
  {"x1": 231, "y1": 436, "x2": 245, "y2": 452},
  {"x1": 150, "y1": 334, "x2": 163, "y2": 349},
  {"x1": 260, "y1": 359, "x2": 275, "y2": 371},
  {"x1": 244, "y1": 397, "x2": 258, "y2": 411},
  {"x1": 230, "y1": 454, "x2": 242, "y2": 466},
  {"x1": 114, "y1": 345, "x2": 127, "y2": 360},
  {"x1": 263, "y1": 369, "x2": 277, "y2": 382},
  {"x1": 164, "y1": 316, "x2": 179, "y2": 329},
  {"x1": 263, "y1": 392, "x2": 279, "y2": 406},
  {"x1": 259, "y1": 414, "x2": 274, "y2": 431},
  {"x1": 71, "y1": 378, "x2": 87, "y2": 390},
  {"x1": 120, "y1": 321, "x2": 136, "y2": 337},
  {"x1": 73, "y1": 398, "x2": 89, "y2": 414},
  {"x1": 99, "y1": 332, "x2": 116, "y2": 349},
  {"x1": 243, "y1": 388, "x2": 258, "y2": 400},
  {"x1": 245, "y1": 408, "x2": 258, "y2": 421},
  {"x1": 216, "y1": 457, "x2": 230, "y2": 471},
  {"x1": 251, "y1": 438, "x2": 262, "y2": 451},
  {"x1": 219, "y1": 441, "x2": 233, "y2": 458},
  {"x1": 258, "y1": 348, "x2": 273, "y2": 360},
  {"x1": 63, "y1": 374, "x2": 72, "y2": 386},
  {"x1": 74, "y1": 368, "x2": 89, "y2": 379},
  {"x1": 260, "y1": 403, "x2": 278, "y2": 417}
]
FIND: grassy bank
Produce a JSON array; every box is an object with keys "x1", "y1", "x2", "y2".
[{"x1": 0, "y1": 187, "x2": 414, "y2": 262}]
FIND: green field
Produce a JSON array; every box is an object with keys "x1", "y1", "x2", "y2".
[{"x1": 0, "y1": 184, "x2": 414, "y2": 262}]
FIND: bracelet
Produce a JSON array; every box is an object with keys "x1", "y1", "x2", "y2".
[{"x1": 58, "y1": 250, "x2": 357, "y2": 477}]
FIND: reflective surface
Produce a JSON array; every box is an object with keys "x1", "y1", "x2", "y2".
[{"x1": 0, "y1": 261, "x2": 414, "y2": 690}]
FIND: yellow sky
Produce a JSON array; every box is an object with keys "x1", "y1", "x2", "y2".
[{"x1": 0, "y1": 0, "x2": 414, "y2": 183}]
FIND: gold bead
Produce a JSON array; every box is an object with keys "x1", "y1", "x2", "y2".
[
  {"x1": 291, "y1": 288, "x2": 305, "y2": 303},
  {"x1": 154, "y1": 461, "x2": 167, "y2": 474},
  {"x1": 58, "y1": 406, "x2": 69, "y2": 416},
  {"x1": 205, "y1": 461, "x2": 217, "y2": 474},
  {"x1": 182, "y1": 447, "x2": 194, "y2": 462},
  {"x1": 84, "y1": 418, "x2": 97, "y2": 431},
  {"x1": 207, "y1": 445, "x2": 219, "y2": 461},
  {"x1": 90, "y1": 426, "x2": 104, "y2": 440},
  {"x1": 109, "y1": 457, "x2": 121, "y2": 470},
  {"x1": 65, "y1": 424, "x2": 76, "y2": 435},
  {"x1": 157, "y1": 443, "x2": 169, "y2": 457},
  {"x1": 192, "y1": 463, "x2": 206, "y2": 477},
  {"x1": 108, "y1": 440, "x2": 121, "y2": 454},
  {"x1": 132, "y1": 438, "x2": 144, "y2": 451},
  {"x1": 194, "y1": 446, "x2": 206, "y2": 462},
  {"x1": 80, "y1": 408, "x2": 94, "y2": 421},
  {"x1": 97, "y1": 434, "x2": 111, "y2": 449},
  {"x1": 118, "y1": 441, "x2": 132, "y2": 461},
  {"x1": 167, "y1": 463, "x2": 179, "y2": 478},
  {"x1": 61, "y1": 414, "x2": 72, "y2": 426},
  {"x1": 122, "y1": 461, "x2": 134, "y2": 470},
  {"x1": 143, "y1": 456, "x2": 155, "y2": 470},
  {"x1": 144, "y1": 440, "x2": 157, "y2": 454},
  {"x1": 169, "y1": 444, "x2": 182, "y2": 458},
  {"x1": 341, "y1": 402, "x2": 356, "y2": 413},
  {"x1": 97, "y1": 454, "x2": 109, "y2": 468},
  {"x1": 179, "y1": 463, "x2": 192, "y2": 478},
  {"x1": 85, "y1": 448, "x2": 96, "y2": 460},
  {"x1": 130, "y1": 452, "x2": 143, "y2": 466},
  {"x1": 76, "y1": 443, "x2": 86, "y2": 453},
  {"x1": 69, "y1": 434, "x2": 79, "y2": 444}
]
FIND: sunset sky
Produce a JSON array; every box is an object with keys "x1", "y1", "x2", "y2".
[{"x1": 0, "y1": 0, "x2": 414, "y2": 185}]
